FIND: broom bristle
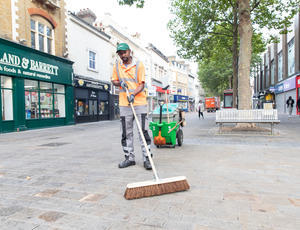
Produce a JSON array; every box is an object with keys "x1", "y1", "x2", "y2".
[{"x1": 124, "y1": 176, "x2": 189, "y2": 200}]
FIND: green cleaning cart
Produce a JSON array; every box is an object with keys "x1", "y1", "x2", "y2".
[{"x1": 149, "y1": 103, "x2": 185, "y2": 148}]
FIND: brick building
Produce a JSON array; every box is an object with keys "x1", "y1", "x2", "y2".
[{"x1": 0, "y1": 0, "x2": 74, "y2": 133}]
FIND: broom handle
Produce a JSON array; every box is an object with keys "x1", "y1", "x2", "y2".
[{"x1": 126, "y1": 88, "x2": 160, "y2": 181}]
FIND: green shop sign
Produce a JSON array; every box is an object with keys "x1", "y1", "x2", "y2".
[{"x1": 0, "y1": 38, "x2": 73, "y2": 85}]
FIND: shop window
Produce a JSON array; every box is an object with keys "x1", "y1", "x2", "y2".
[
  {"x1": 25, "y1": 80, "x2": 65, "y2": 119},
  {"x1": 40, "y1": 92, "x2": 53, "y2": 118},
  {"x1": 89, "y1": 50, "x2": 96, "y2": 70},
  {"x1": 265, "y1": 66, "x2": 269, "y2": 87},
  {"x1": 1, "y1": 76, "x2": 13, "y2": 121},
  {"x1": 54, "y1": 84, "x2": 65, "y2": 118},
  {"x1": 278, "y1": 52, "x2": 282, "y2": 82},
  {"x1": 288, "y1": 38, "x2": 295, "y2": 77},
  {"x1": 31, "y1": 18, "x2": 54, "y2": 54},
  {"x1": 99, "y1": 101, "x2": 108, "y2": 115},
  {"x1": 76, "y1": 99, "x2": 88, "y2": 116}
]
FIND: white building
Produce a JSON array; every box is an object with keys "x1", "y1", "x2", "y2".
[
  {"x1": 98, "y1": 13, "x2": 152, "y2": 96},
  {"x1": 146, "y1": 43, "x2": 170, "y2": 110},
  {"x1": 67, "y1": 9, "x2": 114, "y2": 123}
]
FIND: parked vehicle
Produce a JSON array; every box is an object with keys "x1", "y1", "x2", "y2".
[{"x1": 205, "y1": 97, "x2": 220, "y2": 112}]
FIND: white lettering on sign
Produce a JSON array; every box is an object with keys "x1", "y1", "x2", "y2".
[
  {"x1": 0, "y1": 52, "x2": 21, "y2": 67},
  {"x1": 4, "y1": 66, "x2": 16, "y2": 73},
  {"x1": 0, "y1": 51, "x2": 59, "y2": 77},
  {"x1": 29, "y1": 60, "x2": 58, "y2": 76}
]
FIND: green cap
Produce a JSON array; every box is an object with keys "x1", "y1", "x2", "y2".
[{"x1": 116, "y1": 43, "x2": 130, "y2": 53}]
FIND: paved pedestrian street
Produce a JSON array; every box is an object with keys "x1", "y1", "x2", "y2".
[{"x1": 0, "y1": 113, "x2": 300, "y2": 230}]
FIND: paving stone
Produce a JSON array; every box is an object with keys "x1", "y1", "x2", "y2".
[{"x1": 0, "y1": 113, "x2": 300, "y2": 229}]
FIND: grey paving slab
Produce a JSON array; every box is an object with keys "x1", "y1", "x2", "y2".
[{"x1": 0, "y1": 113, "x2": 300, "y2": 229}]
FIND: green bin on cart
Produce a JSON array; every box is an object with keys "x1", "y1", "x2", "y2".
[{"x1": 149, "y1": 103, "x2": 184, "y2": 147}]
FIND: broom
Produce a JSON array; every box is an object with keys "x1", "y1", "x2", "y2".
[{"x1": 124, "y1": 87, "x2": 190, "y2": 200}]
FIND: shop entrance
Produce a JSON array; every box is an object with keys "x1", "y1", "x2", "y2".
[
  {"x1": 297, "y1": 76, "x2": 300, "y2": 115},
  {"x1": 89, "y1": 99, "x2": 98, "y2": 119}
]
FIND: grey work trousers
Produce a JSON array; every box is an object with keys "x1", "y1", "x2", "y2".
[{"x1": 120, "y1": 105, "x2": 152, "y2": 161}]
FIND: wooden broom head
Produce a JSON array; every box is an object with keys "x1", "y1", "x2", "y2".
[{"x1": 124, "y1": 176, "x2": 189, "y2": 200}]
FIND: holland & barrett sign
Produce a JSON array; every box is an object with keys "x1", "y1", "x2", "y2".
[{"x1": 0, "y1": 38, "x2": 73, "y2": 85}]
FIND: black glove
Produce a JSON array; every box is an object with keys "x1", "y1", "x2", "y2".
[
  {"x1": 127, "y1": 94, "x2": 135, "y2": 104},
  {"x1": 120, "y1": 81, "x2": 128, "y2": 89}
]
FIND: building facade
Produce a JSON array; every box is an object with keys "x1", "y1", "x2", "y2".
[
  {"x1": 146, "y1": 43, "x2": 170, "y2": 111},
  {"x1": 254, "y1": 14, "x2": 300, "y2": 115},
  {"x1": 168, "y1": 56, "x2": 189, "y2": 111},
  {"x1": 67, "y1": 10, "x2": 114, "y2": 123},
  {"x1": 0, "y1": 0, "x2": 74, "y2": 133}
]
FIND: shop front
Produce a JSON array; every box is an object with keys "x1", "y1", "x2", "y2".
[
  {"x1": 274, "y1": 75, "x2": 297, "y2": 115},
  {"x1": 296, "y1": 75, "x2": 300, "y2": 115},
  {"x1": 0, "y1": 38, "x2": 74, "y2": 133},
  {"x1": 74, "y1": 75, "x2": 111, "y2": 123},
  {"x1": 173, "y1": 94, "x2": 189, "y2": 112}
]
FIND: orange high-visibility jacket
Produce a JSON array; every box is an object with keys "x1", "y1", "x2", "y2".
[{"x1": 112, "y1": 60, "x2": 147, "y2": 106}]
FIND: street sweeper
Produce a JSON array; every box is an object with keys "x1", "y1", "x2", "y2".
[
  {"x1": 112, "y1": 43, "x2": 190, "y2": 199},
  {"x1": 111, "y1": 43, "x2": 153, "y2": 170}
]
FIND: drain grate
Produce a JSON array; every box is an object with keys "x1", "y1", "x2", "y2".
[{"x1": 39, "y1": 142, "x2": 69, "y2": 147}]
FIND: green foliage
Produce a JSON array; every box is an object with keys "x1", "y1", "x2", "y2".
[{"x1": 117, "y1": 0, "x2": 145, "y2": 8}]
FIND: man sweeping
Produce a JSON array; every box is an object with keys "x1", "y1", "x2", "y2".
[{"x1": 111, "y1": 43, "x2": 152, "y2": 170}]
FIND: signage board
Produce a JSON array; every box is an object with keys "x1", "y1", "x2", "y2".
[
  {"x1": 275, "y1": 75, "x2": 296, "y2": 94},
  {"x1": 0, "y1": 38, "x2": 72, "y2": 85}
]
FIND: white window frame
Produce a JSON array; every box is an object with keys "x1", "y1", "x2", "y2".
[
  {"x1": 288, "y1": 38, "x2": 295, "y2": 77},
  {"x1": 278, "y1": 52, "x2": 283, "y2": 82},
  {"x1": 30, "y1": 19, "x2": 54, "y2": 54},
  {"x1": 88, "y1": 49, "x2": 98, "y2": 72}
]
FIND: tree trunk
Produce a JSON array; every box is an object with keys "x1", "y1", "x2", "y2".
[
  {"x1": 238, "y1": 0, "x2": 252, "y2": 110},
  {"x1": 232, "y1": 1, "x2": 239, "y2": 108}
]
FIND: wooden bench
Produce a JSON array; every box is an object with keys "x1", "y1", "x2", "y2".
[{"x1": 216, "y1": 109, "x2": 280, "y2": 134}]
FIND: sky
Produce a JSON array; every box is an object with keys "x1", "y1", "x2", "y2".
[
  {"x1": 66, "y1": 0, "x2": 198, "y2": 72},
  {"x1": 67, "y1": 0, "x2": 175, "y2": 55}
]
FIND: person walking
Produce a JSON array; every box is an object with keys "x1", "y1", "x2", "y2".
[
  {"x1": 197, "y1": 100, "x2": 204, "y2": 119},
  {"x1": 111, "y1": 43, "x2": 152, "y2": 170},
  {"x1": 286, "y1": 96, "x2": 295, "y2": 117}
]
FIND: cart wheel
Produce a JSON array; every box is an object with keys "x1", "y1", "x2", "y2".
[
  {"x1": 177, "y1": 129, "x2": 183, "y2": 146},
  {"x1": 156, "y1": 145, "x2": 160, "y2": 148}
]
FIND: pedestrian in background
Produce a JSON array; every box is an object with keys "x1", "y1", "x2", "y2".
[
  {"x1": 111, "y1": 43, "x2": 152, "y2": 170},
  {"x1": 197, "y1": 100, "x2": 204, "y2": 119},
  {"x1": 286, "y1": 96, "x2": 295, "y2": 117}
]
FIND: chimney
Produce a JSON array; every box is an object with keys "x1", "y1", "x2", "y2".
[{"x1": 76, "y1": 8, "x2": 97, "y2": 24}]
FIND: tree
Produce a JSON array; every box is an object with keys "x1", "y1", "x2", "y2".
[
  {"x1": 197, "y1": 25, "x2": 264, "y2": 97},
  {"x1": 118, "y1": 0, "x2": 300, "y2": 109}
]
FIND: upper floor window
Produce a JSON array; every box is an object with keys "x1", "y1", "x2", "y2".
[
  {"x1": 270, "y1": 60, "x2": 275, "y2": 85},
  {"x1": 31, "y1": 18, "x2": 54, "y2": 54},
  {"x1": 278, "y1": 51, "x2": 283, "y2": 82},
  {"x1": 88, "y1": 50, "x2": 96, "y2": 70},
  {"x1": 288, "y1": 38, "x2": 295, "y2": 76}
]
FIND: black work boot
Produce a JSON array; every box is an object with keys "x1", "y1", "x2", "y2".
[
  {"x1": 118, "y1": 156, "x2": 136, "y2": 168},
  {"x1": 144, "y1": 157, "x2": 152, "y2": 170}
]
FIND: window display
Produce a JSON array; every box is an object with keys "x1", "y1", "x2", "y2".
[
  {"x1": 25, "y1": 91, "x2": 39, "y2": 119},
  {"x1": 40, "y1": 92, "x2": 53, "y2": 118},
  {"x1": 1, "y1": 76, "x2": 13, "y2": 121},
  {"x1": 24, "y1": 80, "x2": 65, "y2": 119},
  {"x1": 76, "y1": 99, "x2": 88, "y2": 116},
  {"x1": 99, "y1": 101, "x2": 108, "y2": 115}
]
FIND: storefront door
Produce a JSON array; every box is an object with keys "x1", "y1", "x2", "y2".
[{"x1": 89, "y1": 100, "x2": 97, "y2": 120}]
